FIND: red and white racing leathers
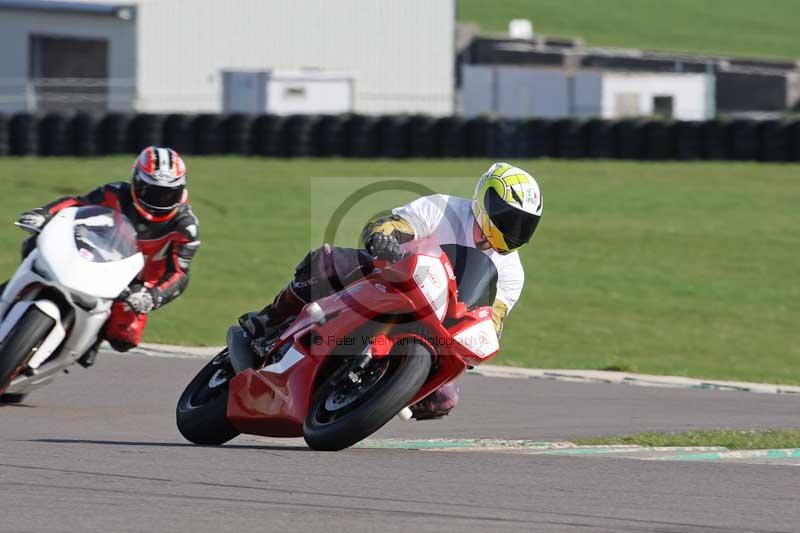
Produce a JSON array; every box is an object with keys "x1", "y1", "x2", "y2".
[{"x1": 34, "y1": 181, "x2": 200, "y2": 350}]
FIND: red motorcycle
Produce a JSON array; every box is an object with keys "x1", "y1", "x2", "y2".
[{"x1": 176, "y1": 240, "x2": 501, "y2": 451}]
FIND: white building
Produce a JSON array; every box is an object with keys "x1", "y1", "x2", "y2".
[
  {"x1": 462, "y1": 65, "x2": 715, "y2": 120},
  {"x1": 0, "y1": 0, "x2": 455, "y2": 115}
]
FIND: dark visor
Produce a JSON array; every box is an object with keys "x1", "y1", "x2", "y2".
[
  {"x1": 134, "y1": 176, "x2": 184, "y2": 211},
  {"x1": 485, "y1": 187, "x2": 540, "y2": 249}
]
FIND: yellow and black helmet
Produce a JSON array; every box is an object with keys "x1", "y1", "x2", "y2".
[{"x1": 472, "y1": 162, "x2": 543, "y2": 254}]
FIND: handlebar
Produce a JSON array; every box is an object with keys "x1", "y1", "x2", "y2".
[{"x1": 14, "y1": 221, "x2": 42, "y2": 235}]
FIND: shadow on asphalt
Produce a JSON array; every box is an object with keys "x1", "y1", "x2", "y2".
[{"x1": 28, "y1": 438, "x2": 310, "y2": 452}]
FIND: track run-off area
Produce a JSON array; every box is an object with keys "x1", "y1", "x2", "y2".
[{"x1": 2, "y1": 350, "x2": 799, "y2": 532}]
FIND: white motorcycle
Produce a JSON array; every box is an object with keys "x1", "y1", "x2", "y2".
[{"x1": 0, "y1": 205, "x2": 143, "y2": 403}]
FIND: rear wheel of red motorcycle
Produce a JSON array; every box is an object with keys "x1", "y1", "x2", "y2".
[
  {"x1": 176, "y1": 350, "x2": 240, "y2": 445},
  {"x1": 0, "y1": 307, "x2": 55, "y2": 396},
  {"x1": 303, "y1": 339, "x2": 432, "y2": 451}
]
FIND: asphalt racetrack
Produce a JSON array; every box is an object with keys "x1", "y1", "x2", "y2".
[{"x1": 2, "y1": 352, "x2": 799, "y2": 533}]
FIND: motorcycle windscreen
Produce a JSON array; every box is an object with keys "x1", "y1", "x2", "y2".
[
  {"x1": 440, "y1": 244, "x2": 497, "y2": 309},
  {"x1": 73, "y1": 206, "x2": 139, "y2": 262}
]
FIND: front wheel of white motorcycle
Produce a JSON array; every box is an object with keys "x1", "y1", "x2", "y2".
[
  {"x1": 303, "y1": 338, "x2": 432, "y2": 451},
  {"x1": 0, "y1": 307, "x2": 55, "y2": 395}
]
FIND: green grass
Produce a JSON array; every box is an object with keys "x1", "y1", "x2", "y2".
[
  {"x1": 458, "y1": 0, "x2": 800, "y2": 59},
  {"x1": 1, "y1": 157, "x2": 798, "y2": 384},
  {"x1": 574, "y1": 429, "x2": 800, "y2": 450}
]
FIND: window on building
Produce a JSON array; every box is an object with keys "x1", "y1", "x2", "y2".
[
  {"x1": 652, "y1": 95, "x2": 674, "y2": 118},
  {"x1": 29, "y1": 35, "x2": 109, "y2": 113}
]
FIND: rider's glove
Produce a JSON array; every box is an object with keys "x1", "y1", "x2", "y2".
[
  {"x1": 124, "y1": 287, "x2": 154, "y2": 314},
  {"x1": 16, "y1": 209, "x2": 48, "y2": 233},
  {"x1": 365, "y1": 232, "x2": 403, "y2": 263}
]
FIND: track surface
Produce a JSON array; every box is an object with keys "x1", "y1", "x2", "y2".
[{"x1": 2, "y1": 353, "x2": 799, "y2": 532}]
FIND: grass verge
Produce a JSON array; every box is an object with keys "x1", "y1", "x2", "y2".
[
  {"x1": 574, "y1": 429, "x2": 800, "y2": 450},
  {"x1": 0, "y1": 157, "x2": 798, "y2": 384},
  {"x1": 457, "y1": 0, "x2": 800, "y2": 59}
]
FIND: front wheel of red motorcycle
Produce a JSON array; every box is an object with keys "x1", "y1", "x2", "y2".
[
  {"x1": 176, "y1": 350, "x2": 240, "y2": 445},
  {"x1": 303, "y1": 339, "x2": 432, "y2": 451}
]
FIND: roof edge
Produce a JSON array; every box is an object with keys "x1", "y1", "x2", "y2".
[{"x1": 0, "y1": 0, "x2": 136, "y2": 18}]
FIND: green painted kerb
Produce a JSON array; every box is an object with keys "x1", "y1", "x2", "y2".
[{"x1": 652, "y1": 448, "x2": 800, "y2": 461}]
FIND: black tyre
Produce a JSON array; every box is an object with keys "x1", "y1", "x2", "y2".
[
  {"x1": 0, "y1": 307, "x2": 55, "y2": 394},
  {"x1": 176, "y1": 350, "x2": 240, "y2": 445},
  {"x1": 304, "y1": 339, "x2": 432, "y2": 451},
  {"x1": 0, "y1": 392, "x2": 27, "y2": 404}
]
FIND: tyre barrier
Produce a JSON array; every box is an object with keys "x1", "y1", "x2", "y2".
[
  {"x1": 95, "y1": 113, "x2": 130, "y2": 155},
  {"x1": 701, "y1": 120, "x2": 729, "y2": 160},
  {"x1": 221, "y1": 114, "x2": 252, "y2": 155},
  {"x1": 377, "y1": 115, "x2": 410, "y2": 158},
  {"x1": 314, "y1": 115, "x2": 348, "y2": 157},
  {"x1": 758, "y1": 120, "x2": 791, "y2": 162},
  {"x1": 192, "y1": 114, "x2": 224, "y2": 155},
  {"x1": 515, "y1": 119, "x2": 553, "y2": 158},
  {"x1": 465, "y1": 117, "x2": 491, "y2": 157},
  {"x1": 614, "y1": 119, "x2": 648, "y2": 159},
  {"x1": 728, "y1": 119, "x2": 759, "y2": 161},
  {"x1": 555, "y1": 119, "x2": 588, "y2": 158},
  {"x1": 68, "y1": 113, "x2": 96, "y2": 155},
  {"x1": 9, "y1": 113, "x2": 38, "y2": 155},
  {"x1": 790, "y1": 121, "x2": 800, "y2": 162},
  {"x1": 38, "y1": 113, "x2": 69, "y2": 156},
  {"x1": 484, "y1": 118, "x2": 518, "y2": 158},
  {"x1": 250, "y1": 114, "x2": 284, "y2": 157},
  {"x1": 585, "y1": 119, "x2": 616, "y2": 159},
  {"x1": 437, "y1": 117, "x2": 468, "y2": 158},
  {"x1": 345, "y1": 114, "x2": 380, "y2": 158},
  {"x1": 4, "y1": 113, "x2": 800, "y2": 161},
  {"x1": 674, "y1": 121, "x2": 704, "y2": 160},
  {"x1": 408, "y1": 115, "x2": 437, "y2": 158},
  {"x1": 643, "y1": 121, "x2": 676, "y2": 160},
  {"x1": 163, "y1": 114, "x2": 194, "y2": 154},
  {"x1": 0, "y1": 114, "x2": 7, "y2": 156},
  {"x1": 128, "y1": 114, "x2": 164, "y2": 153},
  {"x1": 281, "y1": 115, "x2": 316, "y2": 157}
]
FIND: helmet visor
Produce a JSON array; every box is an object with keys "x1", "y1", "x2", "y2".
[
  {"x1": 484, "y1": 187, "x2": 540, "y2": 250},
  {"x1": 133, "y1": 173, "x2": 184, "y2": 212}
]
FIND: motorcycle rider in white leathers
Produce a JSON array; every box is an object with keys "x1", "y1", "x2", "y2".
[{"x1": 240, "y1": 162, "x2": 543, "y2": 419}]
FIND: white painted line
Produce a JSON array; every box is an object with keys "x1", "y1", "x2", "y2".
[
  {"x1": 107, "y1": 343, "x2": 800, "y2": 395},
  {"x1": 471, "y1": 365, "x2": 800, "y2": 395}
]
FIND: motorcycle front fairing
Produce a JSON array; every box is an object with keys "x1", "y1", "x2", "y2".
[
  {"x1": 37, "y1": 208, "x2": 144, "y2": 300},
  {"x1": 226, "y1": 275, "x2": 423, "y2": 437},
  {"x1": 0, "y1": 206, "x2": 144, "y2": 394}
]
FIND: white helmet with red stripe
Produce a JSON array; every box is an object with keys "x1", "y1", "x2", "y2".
[{"x1": 131, "y1": 146, "x2": 188, "y2": 222}]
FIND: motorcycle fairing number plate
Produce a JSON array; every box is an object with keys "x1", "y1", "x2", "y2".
[
  {"x1": 453, "y1": 319, "x2": 499, "y2": 358},
  {"x1": 412, "y1": 255, "x2": 449, "y2": 321}
]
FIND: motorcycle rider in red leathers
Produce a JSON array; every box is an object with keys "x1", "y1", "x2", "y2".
[{"x1": 12, "y1": 146, "x2": 201, "y2": 367}]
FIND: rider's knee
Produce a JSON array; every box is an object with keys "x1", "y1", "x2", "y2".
[{"x1": 108, "y1": 339, "x2": 136, "y2": 352}]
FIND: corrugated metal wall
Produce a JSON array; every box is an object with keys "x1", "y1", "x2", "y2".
[{"x1": 136, "y1": 0, "x2": 454, "y2": 115}]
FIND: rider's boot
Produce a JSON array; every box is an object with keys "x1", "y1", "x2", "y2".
[
  {"x1": 77, "y1": 338, "x2": 103, "y2": 368},
  {"x1": 239, "y1": 285, "x2": 305, "y2": 354},
  {"x1": 410, "y1": 382, "x2": 460, "y2": 420}
]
